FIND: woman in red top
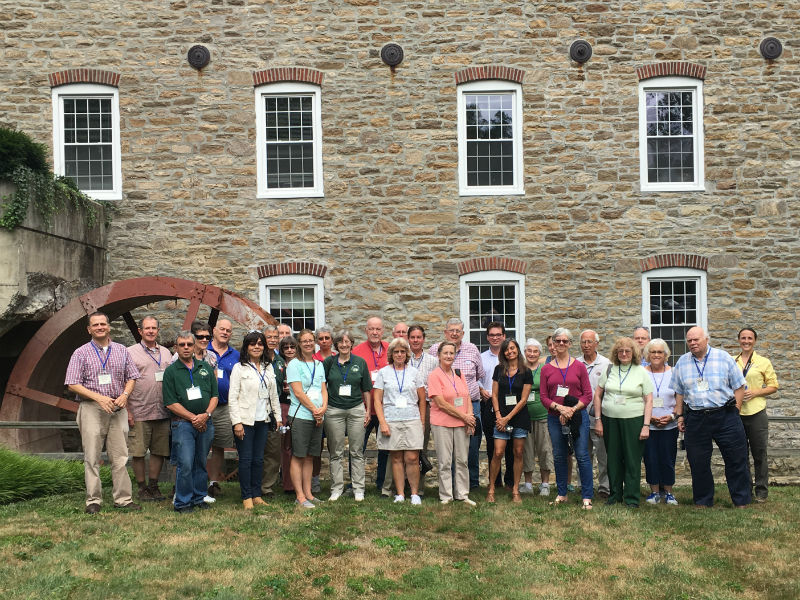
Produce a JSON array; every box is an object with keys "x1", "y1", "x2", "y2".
[{"x1": 539, "y1": 327, "x2": 594, "y2": 509}]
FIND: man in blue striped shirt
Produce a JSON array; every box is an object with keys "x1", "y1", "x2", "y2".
[{"x1": 673, "y1": 327, "x2": 750, "y2": 508}]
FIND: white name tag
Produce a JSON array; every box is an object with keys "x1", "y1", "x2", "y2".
[
  {"x1": 339, "y1": 384, "x2": 352, "y2": 396},
  {"x1": 697, "y1": 380, "x2": 709, "y2": 392},
  {"x1": 308, "y1": 388, "x2": 322, "y2": 403},
  {"x1": 527, "y1": 391, "x2": 537, "y2": 404},
  {"x1": 454, "y1": 396, "x2": 464, "y2": 408},
  {"x1": 216, "y1": 368, "x2": 224, "y2": 379},
  {"x1": 371, "y1": 371, "x2": 378, "y2": 383},
  {"x1": 505, "y1": 394, "x2": 517, "y2": 406},
  {"x1": 258, "y1": 387, "x2": 270, "y2": 399},
  {"x1": 395, "y1": 395, "x2": 408, "y2": 409},
  {"x1": 653, "y1": 396, "x2": 664, "y2": 408},
  {"x1": 154, "y1": 371, "x2": 164, "y2": 382},
  {"x1": 98, "y1": 373, "x2": 112, "y2": 386},
  {"x1": 556, "y1": 385, "x2": 569, "y2": 397},
  {"x1": 187, "y1": 386, "x2": 202, "y2": 400}
]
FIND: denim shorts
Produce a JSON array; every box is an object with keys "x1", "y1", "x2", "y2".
[{"x1": 493, "y1": 426, "x2": 528, "y2": 440}]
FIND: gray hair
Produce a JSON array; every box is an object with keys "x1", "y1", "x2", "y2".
[
  {"x1": 580, "y1": 329, "x2": 599, "y2": 342},
  {"x1": 445, "y1": 318, "x2": 464, "y2": 329},
  {"x1": 332, "y1": 329, "x2": 355, "y2": 351},
  {"x1": 633, "y1": 326, "x2": 651, "y2": 336},
  {"x1": 315, "y1": 325, "x2": 333, "y2": 339},
  {"x1": 644, "y1": 338, "x2": 671, "y2": 360},
  {"x1": 552, "y1": 327, "x2": 572, "y2": 342},
  {"x1": 388, "y1": 337, "x2": 411, "y2": 365},
  {"x1": 176, "y1": 330, "x2": 195, "y2": 344},
  {"x1": 263, "y1": 324, "x2": 277, "y2": 333},
  {"x1": 139, "y1": 315, "x2": 159, "y2": 329},
  {"x1": 524, "y1": 338, "x2": 542, "y2": 352}
]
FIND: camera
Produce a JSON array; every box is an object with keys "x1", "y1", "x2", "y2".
[
  {"x1": 504, "y1": 425, "x2": 514, "y2": 433},
  {"x1": 279, "y1": 425, "x2": 290, "y2": 434}
]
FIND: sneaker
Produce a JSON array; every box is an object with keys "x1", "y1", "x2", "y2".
[
  {"x1": 459, "y1": 497, "x2": 477, "y2": 507},
  {"x1": 329, "y1": 492, "x2": 341, "y2": 502},
  {"x1": 203, "y1": 495, "x2": 216, "y2": 504},
  {"x1": 207, "y1": 482, "x2": 222, "y2": 498},
  {"x1": 440, "y1": 499, "x2": 452, "y2": 505},
  {"x1": 311, "y1": 476, "x2": 321, "y2": 494},
  {"x1": 520, "y1": 482, "x2": 534, "y2": 494},
  {"x1": 410, "y1": 494, "x2": 422, "y2": 505},
  {"x1": 567, "y1": 484, "x2": 576, "y2": 493},
  {"x1": 85, "y1": 503, "x2": 101, "y2": 515},
  {"x1": 354, "y1": 492, "x2": 364, "y2": 502},
  {"x1": 645, "y1": 492, "x2": 661, "y2": 504},
  {"x1": 138, "y1": 485, "x2": 156, "y2": 502},
  {"x1": 539, "y1": 483, "x2": 551, "y2": 497},
  {"x1": 664, "y1": 493, "x2": 678, "y2": 505},
  {"x1": 295, "y1": 499, "x2": 315, "y2": 509},
  {"x1": 309, "y1": 497, "x2": 324, "y2": 504},
  {"x1": 393, "y1": 495, "x2": 405, "y2": 503},
  {"x1": 113, "y1": 502, "x2": 142, "y2": 511}
]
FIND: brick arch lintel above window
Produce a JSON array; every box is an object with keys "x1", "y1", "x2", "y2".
[
  {"x1": 257, "y1": 261, "x2": 327, "y2": 279},
  {"x1": 48, "y1": 69, "x2": 120, "y2": 88},
  {"x1": 636, "y1": 62, "x2": 706, "y2": 81},
  {"x1": 252, "y1": 68, "x2": 324, "y2": 86},
  {"x1": 458, "y1": 258, "x2": 528, "y2": 276},
  {"x1": 640, "y1": 254, "x2": 708, "y2": 273},
  {"x1": 455, "y1": 65, "x2": 525, "y2": 85}
]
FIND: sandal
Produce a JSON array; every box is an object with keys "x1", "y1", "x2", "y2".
[
  {"x1": 582, "y1": 499, "x2": 593, "y2": 510},
  {"x1": 512, "y1": 491, "x2": 522, "y2": 504},
  {"x1": 487, "y1": 489, "x2": 496, "y2": 503},
  {"x1": 549, "y1": 495, "x2": 568, "y2": 506}
]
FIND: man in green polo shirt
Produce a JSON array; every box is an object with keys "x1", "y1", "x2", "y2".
[{"x1": 163, "y1": 330, "x2": 219, "y2": 513}]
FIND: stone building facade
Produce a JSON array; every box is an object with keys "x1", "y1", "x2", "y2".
[{"x1": 0, "y1": 1, "x2": 797, "y2": 447}]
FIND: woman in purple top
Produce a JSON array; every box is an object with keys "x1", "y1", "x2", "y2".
[{"x1": 540, "y1": 327, "x2": 594, "y2": 509}]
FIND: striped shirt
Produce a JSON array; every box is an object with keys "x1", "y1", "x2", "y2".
[
  {"x1": 65, "y1": 340, "x2": 140, "y2": 400},
  {"x1": 672, "y1": 346, "x2": 745, "y2": 409}
]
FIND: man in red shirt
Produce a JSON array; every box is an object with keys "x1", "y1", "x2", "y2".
[{"x1": 352, "y1": 316, "x2": 390, "y2": 494}]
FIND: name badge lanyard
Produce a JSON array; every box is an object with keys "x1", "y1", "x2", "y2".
[
  {"x1": 337, "y1": 360, "x2": 352, "y2": 385},
  {"x1": 650, "y1": 370, "x2": 666, "y2": 398},
  {"x1": 93, "y1": 343, "x2": 112, "y2": 374},
  {"x1": 693, "y1": 351, "x2": 709, "y2": 383},
  {"x1": 409, "y1": 354, "x2": 421, "y2": 369},
  {"x1": 303, "y1": 360, "x2": 318, "y2": 395},
  {"x1": 507, "y1": 372, "x2": 517, "y2": 401},
  {"x1": 371, "y1": 345, "x2": 384, "y2": 370},
  {"x1": 393, "y1": 365, "x2": 406, "y2": 395},
  {"x1": 617, "y1": 365, "x2": 633, "y2": 395},
  {"x1": 248, "y1": 362, "x2": 269, "y2": 390},
  {"x1": 556, "y1": 357, "x2": 571, "y2": 386},
  {"x1": 738, "y1": 354, "x2": 753, "y2": 378},
  {"x1": 184, "y1": 359, "x2": 196, "y2": 386},
  {"x1": 142, "y1": 342, "x2": 162, "y2": 369}
]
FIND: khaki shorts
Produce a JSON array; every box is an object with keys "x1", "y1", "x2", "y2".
[
  {"x1": 378, "y1": 419, "x2": 424, "y2": 451},
  {"x1": 127, "y1": 418, "x2": 170, "y2": 457},
  {"x1": 211, "y1": 404, "x2": 234, "y2": 448},
  {"x1": 291, "y1": 418, "x2": 323, "y2": 458}
]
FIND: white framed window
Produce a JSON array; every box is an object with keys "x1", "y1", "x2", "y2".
[
  {"x1": 638, "y1": 77, "x2": 705, "y2": 192},
  {"x1": 258, "y1": 274, "x2": 325, "y2": 334},
  {"x1": 255, "y1": 82, "x2": 324, "y2": 199},
  {"x1": 641, "y1": 267, "x2": 707, "y2": 364},
  {"x1": 457, "y1": 80, "x2": 524, "y2": 196},
  {"x1": 459, "y1": 270, "x2": 525, "y2": 352},
  {"x1": 51, "y1": 84, "x2": 121, "y2": 201}
]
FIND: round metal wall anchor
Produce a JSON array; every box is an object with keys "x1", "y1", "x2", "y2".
[
  {"x1": 759, "y1": 37, "x2": 782, "y2": 60},
  {"x1": 187, "y1": 45, "x2": 211, "y2": 70},
  {"x1": 569, "y1": 40, "x2": 592, "y2": 64},
  {"x1": 381, "y1": 43, "x2": 404, "y2": 67}
]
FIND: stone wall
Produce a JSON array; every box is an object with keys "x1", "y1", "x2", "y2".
[{"x1": 1, "y1": 2, "x2": 797, "y2": 453}]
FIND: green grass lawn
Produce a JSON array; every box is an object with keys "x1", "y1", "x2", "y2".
[{"x1": 1, "y1": 481, "x2": 798, "y2": 600}]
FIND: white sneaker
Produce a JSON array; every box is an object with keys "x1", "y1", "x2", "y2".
[
  {"x1": 203, "y1": 495, "x2": 216, "y2": 504},
  {"x1": 393, "y1": 495, "x2": 405, "y2": 503},
  {"x1": 354, "y1": 492, "x2": 364, "y2": 502},
  {"x1": 410, "y1": 494, "x2": 422, "y2": 505},
  {"x1": 539, "y1": 483, "x2": 551, "y2": 497},
  {"x1": 329, "y1": 492, "x2": 341, "y2": 502},
  {"x1": 440, "y1": 499, "x2": 452, "y2": 505},
  {"x1": 520, "y1": 482, "x2": 534, "y2": 494},
  {"x1": 459, "y1": 497, "x2": 477, "y2": 506}
]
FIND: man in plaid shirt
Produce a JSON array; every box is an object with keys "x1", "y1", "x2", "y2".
[{"x1": 65, "y1": 311, "x2": 141, "y2": 514}]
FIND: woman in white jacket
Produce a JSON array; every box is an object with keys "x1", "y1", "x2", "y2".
[{"x1": 229, "y1": 331, "x2": 281, "y2": 509}]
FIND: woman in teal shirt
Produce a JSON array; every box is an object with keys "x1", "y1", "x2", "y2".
[{"x1": 593, "y1": 337, "x2": 653, "y2": 508}]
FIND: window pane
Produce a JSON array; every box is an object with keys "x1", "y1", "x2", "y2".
[
  {"x1": 465, "y1": 282, "x2": 518, "y2": 352},
  {"x1": 648, "y1": 277, "x2": 701, "y2": 366},
  {"x1": 463, "y1": 92, "x2": 515, "y2": 188},
  {"x1": 263, "y1": 94, "x2": 315, "y2": 189}
]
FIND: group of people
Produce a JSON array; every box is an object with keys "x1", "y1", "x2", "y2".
[{"x1": 64, "y1": 311, "x2": 778, "y2": 513}]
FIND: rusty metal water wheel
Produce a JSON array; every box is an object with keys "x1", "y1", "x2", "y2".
[{"x1": 0, "y1": 276, "x2": 274, "y2": 451}]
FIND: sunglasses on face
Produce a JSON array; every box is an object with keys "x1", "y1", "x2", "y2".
[
  {"x1": 195, "y1": 334, "x2": 211, "y2": 340},
  {"x1": 177, "y1": 342, "x2": 194, "y2": 347}
]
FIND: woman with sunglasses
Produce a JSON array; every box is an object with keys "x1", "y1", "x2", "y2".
[
  {"x1": 172, "y1": 321, "x2": 217, "y2": 368},
  {"x1": 593, "y1": 337, "x2": 653, "y2": 508},
  {"x1": 540, "y1": 328, "x2": 594, "y2": 509},
  {"x1": 228, "y1": 331, "x2": 281, "y2": 509}
]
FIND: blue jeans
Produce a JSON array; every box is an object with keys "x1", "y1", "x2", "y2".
[
  {"x1": 547, "y1": 412, "x2": 593, "y2": 499},
  {"x1": 467, "y1": 400, "x2": 482, "y2": 488},
  {"x1": 363, "y1": 414, "x2": 389, "y2": 489},
  {"x1": 234, "y1": 421, "x2": 269, "y2": 500},
  {"x1": 685, "y1": 407, "x2": 751, "y2": 507},
  {"x1": 172, "y1": 420, "x2": 214, "y2": 510}
]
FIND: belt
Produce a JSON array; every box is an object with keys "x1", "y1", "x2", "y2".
[{"x1": 687, "y1": 399, "x2": 736, "y2": 414}]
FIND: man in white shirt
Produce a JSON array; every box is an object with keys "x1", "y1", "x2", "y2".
[{"x1": 577, "y1": 329, "x2": 611, "y2": 499}]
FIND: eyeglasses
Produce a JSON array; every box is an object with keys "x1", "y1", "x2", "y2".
[
  {"x1": 195, "y1": 334, "x2": 211, "y2": 340},
  {"x1": 487, "y1": 333, "x2": 504, "y2": 338},
  {"x1": 249, "y1": 341, "x2": 265, "y2": 347},
  {"x1": 617, "y1": 349, "x2": 633, "y2": 354},
  {"x1": 446, "y1": 329, "x2": 464, "y2": 334},
  {"x1": 177, "y1": 342, "x2": 194, "y2": 347},
  {"x1": 554, "y1": 339, "x2": 570, "y2": 345}
]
